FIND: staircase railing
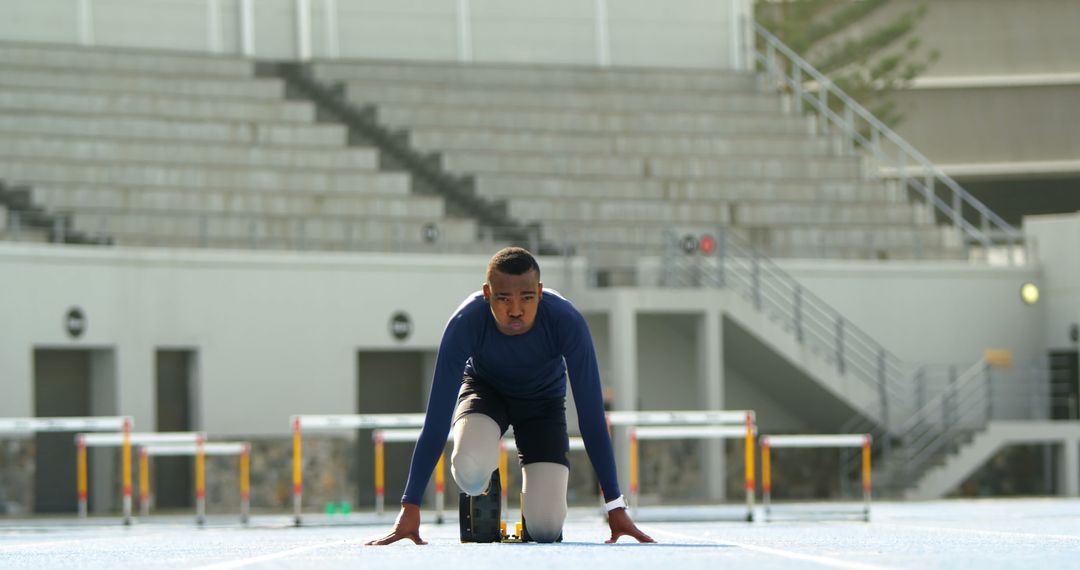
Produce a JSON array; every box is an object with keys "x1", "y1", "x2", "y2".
[
  {"x1": 752, "y1": 23, "x2": 1024, "y2": 264},
  {"x1": 660, "y1": 229, "x2": 908, "y2": 430},
  {"x1": 871, "y1": 360, "x2": 1052, "y2": 494}
]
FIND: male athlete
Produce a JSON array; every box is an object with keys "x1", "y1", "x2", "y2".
[{"x1": 366, "y1": 247, "x2": 654, "y2": 545}]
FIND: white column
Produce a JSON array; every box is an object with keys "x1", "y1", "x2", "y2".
[
  {"x1": 323, "y1": 0, "x2": 340, "y2": 58},
  {"x1": 456, "y1": 0, "x2": 473, "y2": 63},
  {"x1": 77, "y1": 0, "x2": 94, "y2": 46},
  {"x1": 240, "y1": 0, "x2": 255, "y2": 57},
  {"x1": 295, "y1": 0, "x2": 312, "y2": 61},
  {"x1": 207, "y1": 0, "x2": 223, "y2": 53},
  {"x1": 698, "y1": 308, "x2": 725, "y2": 500},
  {"x1": 1064, "y1": 436, "x2": 1079, "y2": 497},
  {"x1": 594, "y1": 0, "x2": 610, "y2": 67},
  {"x1": 609, "y1": 296, "x2": 638, "y2": 495}
]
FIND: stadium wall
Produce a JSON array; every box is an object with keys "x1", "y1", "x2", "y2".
[
  {"x1": 0, "y1": 243, "x2": 1053, "y2": 434},
  {"x1": 0, "y1": 0, "x2": 753, "y2": 70}
]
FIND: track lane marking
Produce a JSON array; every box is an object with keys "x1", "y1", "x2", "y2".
[
  {"x1": 870, "y1": 522, "x2": 1080, "y2": 542},
  {"x1": 644, "y1": 527, "x2": 901, "y2": 570},
  {"x1": 191, "y1": 538, "x2": 360, "y2": 570},
  {"x1": 0, "y1": 532, "x2": 170, "y2": 552}
]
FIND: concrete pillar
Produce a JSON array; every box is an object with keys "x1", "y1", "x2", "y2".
[
  {"x1": 698, "y1": 308, "x2": 725, "y2": 500},
  {"x1": 89, "y1": 349, "x2": 118, "y2": 514},
  {"x1": 1063, "y1": 436, "x2": 1079, "y2": 497},
  {"x1": 609, "y1": 296, "x2": 637, "y2": 497}
]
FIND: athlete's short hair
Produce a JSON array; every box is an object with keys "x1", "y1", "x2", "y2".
[{"x1": 487, "y1": 247, "x2": 540, "y2": 278}]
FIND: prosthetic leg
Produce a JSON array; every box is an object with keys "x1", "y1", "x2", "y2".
[{"x1": 459, "y1": 469, "x2": 501, "y2": 543}]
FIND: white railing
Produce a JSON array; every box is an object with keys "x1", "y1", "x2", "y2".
[
  {"x1": 0, "y1": 0, "x2": 749, "y2": 70},
  {"x1": 752, "y1": 23, "x2": 1025, "y2": 265}
]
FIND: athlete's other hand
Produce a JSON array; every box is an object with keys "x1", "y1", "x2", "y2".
[
  {"x1": 365, "y1": 503, "x2": 427, "y2": 546},
  {"x1": 605, "y1": 507, "x2": 656, "y2": 544}
]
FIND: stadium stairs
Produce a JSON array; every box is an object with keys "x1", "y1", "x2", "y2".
[
  {"x1": 0, "y1": 42, "x2": 485, "y2": 253},
  {"x1": 306, "y1": 58, "x2": 967, "y2": 283},
  {"x1": 0, "y1": 178, "x2": 106, "y2": 245}
]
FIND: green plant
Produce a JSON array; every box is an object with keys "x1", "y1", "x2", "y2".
[{"x1": 756, "y1": 0, "x2": 940, "y2": 128}]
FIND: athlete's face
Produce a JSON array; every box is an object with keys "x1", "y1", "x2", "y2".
[{"x1": 483, "y1": 269, "x2": 542, "y2": 336}]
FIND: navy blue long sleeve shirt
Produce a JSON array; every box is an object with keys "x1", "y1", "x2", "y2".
[{"x1": 401, "y1": 289, "x2": 621, "y2": 505}]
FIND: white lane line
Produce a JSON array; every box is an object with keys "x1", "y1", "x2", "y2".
[
  {"x1": 191, "y1": 539, "x2": 358, "y2": 570},
  {"x1": 0, "y1": 532, "x2": 170, "y2": 552},
  {"x1": 871, "y1": 522, "x2": 1080, "y2": 542},
  {"x1": 644, "y1": 527, "x2": 901, "y2": 570}
]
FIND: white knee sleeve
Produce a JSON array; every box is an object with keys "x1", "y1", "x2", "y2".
[
  {"x1": 450, "y1": 413, "x2": 501, "y2": 496},
  {"x1": 521, "y1": 462, "x2": 569, "y2": 543}
]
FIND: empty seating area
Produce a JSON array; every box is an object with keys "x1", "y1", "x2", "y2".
[
  {"x1": 0, "y1": 43, "x2": 481, "y2": 253},
  {"x1": 313, "y1": 59, "x2": 966, "y2": 266},
  {"x1": 0, "y1": 41, "x2": 968, "y2": 266}
]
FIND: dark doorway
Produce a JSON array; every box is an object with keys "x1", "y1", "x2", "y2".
[
  {"x1": 154, "y1": 350, "x2": 196, "y2": 509},
  {"x1": 1049, "y1": 350, "x2": 1079, "y2": 420},
  {"x1": 33, "y1": 350, "x2": 92, "y2": 513},
  {"x1": 355, "y1": 351, "x2": 430, "y2": 507}
]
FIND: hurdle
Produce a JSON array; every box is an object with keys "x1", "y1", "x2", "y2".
[
  {"x1": 76, "y1": 431, "x2": 200, "y2": 523},
  {"x1": 290, "y1": 414, "x2": 425, "y2": 526},
  {"x1": 372, "y1": 428, "x2": 449, "y2": 523},
  {"x1": 629, "y1": 423, "x2": 757, "y2": 521},
  {"x1": 609, "y1": 410, "x2": 757, "y2": 521},
  {"x1": 760, "y1": 434, "x2": 872, "y2": 522},
  {"x1": 371, "y1": 427, "x2": 587, "y2": 525},
  {"x1": 0, "y1": 416, "x2": 132, "y2": 522},
  {"x1": 140, "y1": 439, "x2": 251, "y2": 524}
]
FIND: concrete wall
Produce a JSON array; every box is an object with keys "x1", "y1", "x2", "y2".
[
  {"x1": 0, "y1": 243, "x2": 585, "y2": 437},
  {"x1": 775, "y1": 260, "x2": 1046, "y2": 369},
  {"x1": 0, "y1": 0, "x2": 751, "y2": 70},
  {"x1": 864, "y1": 0, "x2": 1080, "y2": 77},
  {"x1": 855, "y1": 0, "x2": 1080, "y2": 173},
  {"x1": 1024, "y1": 212, "x2": 1080, "y2": 353}
]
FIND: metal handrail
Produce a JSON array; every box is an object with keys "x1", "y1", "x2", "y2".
[
  {"x1": 752, "y1": 23, "x2": 1024, "y2": 263},
  {"x1": 663, "y1": 229, "x2": 906, "y2": 427}
]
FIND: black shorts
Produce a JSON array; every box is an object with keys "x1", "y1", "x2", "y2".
[{"x1": 453, "y1": 375, "x2": 570, "y2": 468}]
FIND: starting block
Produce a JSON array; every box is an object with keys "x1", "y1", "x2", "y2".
[{"x1": 459, "y1": 470, "x2": 560, "y2": 543}]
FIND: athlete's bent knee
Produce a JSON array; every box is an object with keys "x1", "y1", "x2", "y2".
[
  {"x1": 521, "y1": 462, "x2": 568, "y2": 542},
  {"x1": 450, "y1": 414, "x2": 501, "y2": 496}
]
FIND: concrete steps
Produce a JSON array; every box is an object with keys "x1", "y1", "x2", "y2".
[
  {"x1": 0, "y1": 111, "x2": 347, "y2": 147},
  {"x1": 0, "y1": 86, "x2": 315, "y2": 123},
  {"x1": 0, "y1": 42, "x2": 253, "y2": 77},
  {"x1": 341, "y1": 80, "x2": 781, "y2": 113},
  {"x1": 474, "y1": 175, "x2": 905, "y2": 203},
  {"x1": 313, "y1": 60, "x2": 761, "y2": 92},
  {"x1": 0, "y1": 158, "x2": 411, "y2": 195},
  {"x1": 409, "y1": 128, "x2": 838, "y2": 157},
  {"x1": 544, "y1": 222, "x2": 963, "y2": 260},
  {"x1": 28, "y1": 184, "x2": 445, "y2": 219},
  {"x1": 375, "y1": 104, "x2": 811, "y2": 135},
  {"x1": 505, "y1": 198, "x2": 924, "y2": 226},
  {"x1": 441, "y1": 151, "x2": 862, "y2": 180},
  {"x1": 69, "y1": 210, "x2": 480, "y2": 251},
  {"x1": 0, "y1": 134, "x2": 378, "y2": 170},
  {"x1": 0, "y1": 64, "x2": 285, "y2": 100}
]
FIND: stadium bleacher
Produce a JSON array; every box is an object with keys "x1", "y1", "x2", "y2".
[
  {"x1": 310, "y1": 58, "x2": 967, "y2": 268},
  {"x1": 0, "y1": 41, "x2": 969, "y2": 267},
  {"x1": 0, "y1": 42, "x2": 482, "y2": 252}
]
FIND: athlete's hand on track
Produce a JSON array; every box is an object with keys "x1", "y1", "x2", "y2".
[
  {"x1": 605, "y1": 507, "x2": 656, "y2": 544},
  {"x1": 365, "y1": 503, "x2": 427, "y2": 546}
]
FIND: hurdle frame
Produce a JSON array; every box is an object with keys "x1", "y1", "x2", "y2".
[
  {"x1": 76, "y1": 430, "x2": 201, "y2": 523},
  {"x1": 610, "y1": 410, "x2": 757, "y2": 521},
  {"x1": 0, "y1": 416, "x2": 132, "y2": 523},
  {"x1": 140, "y1": 440, "x2": 251, "y2": 524},
  {"x1": 760, "y1": 434, "x2": 872, "y2": 522},
  {"x1": 290, "y1": 414, "x2": 425, "y2": 526}
]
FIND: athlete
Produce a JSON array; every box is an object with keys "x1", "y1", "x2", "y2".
[{"x1": 366, "y1": 247, "x2": 654, "y2": 545}]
